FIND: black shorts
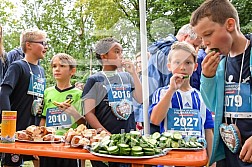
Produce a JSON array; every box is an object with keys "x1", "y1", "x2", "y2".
[
  {"x1": 1, "y1": 153, "x2": 23, "y2": 166},
  {"x1": 1, "y1": 153, "x2": 35, "y2": 166},
  {"x1": 39, "y1": 157, "x2": 79, "y2": 167}
]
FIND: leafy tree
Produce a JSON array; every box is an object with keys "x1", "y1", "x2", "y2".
[
  {"x1": 0, "y1": 0, "x2": 251, "y2": 86},
  {"x1": 20, "y1": 0, "x2": 96, "y2": 86},
  {"x1": 232, "y1": 0, "x2": 252, "y2": 34},
  {"x1": 0, "y1": 0, "x2": 23, "y2": 51},
  {"x1": 82, "y1": 0, "x2": 204, "y2": 52}
]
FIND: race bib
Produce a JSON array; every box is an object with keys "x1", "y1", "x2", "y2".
[
  {"x1": 167, "y1": 108, "x2": 202, "y2": 136},
  {"x1": 107, "y1": 84, "x2": 132, "y2": 102},
  {"x1": 224, "y1": 83, "x2": 250, "y2": 112},
  {"x1": 46, "y1": 108, "x2": 72, "y2": 128},
  {"x1": 27, "y1": 74, "x2": 46, "y2": 97}
]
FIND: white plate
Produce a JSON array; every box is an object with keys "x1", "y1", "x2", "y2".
[
  {"x1": 170, "y1": 147, "x2": 203, "y2": 151},
  {"x1": 90, "y1": 148, "x2": 171, "y2": 159},
  {"x1": 16, "y1": 135, "x2": 64, "y2": 143},
  {"x1": 15, "y1": 139, "x2": 63, "y2": 143},
  {"x1": 90, "y1": 151, "x2": 164, "y2": 159}
]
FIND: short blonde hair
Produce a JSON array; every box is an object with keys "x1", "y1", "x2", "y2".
[
  {"x1": 20, "y1": 28, "x2": 47, "y2": 53},
  {"x1": 51, "y1": 53, "x2": 77, "y2": 69},
  {"x1": 168, "y1": 41, "x2": 197, "y2": 63}
]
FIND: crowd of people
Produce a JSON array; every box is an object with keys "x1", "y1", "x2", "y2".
[{"x1": 0, "y1": 0, "x2": 251, "y2": 167}]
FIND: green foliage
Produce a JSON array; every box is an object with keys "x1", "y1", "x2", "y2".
[
  {"x1": 232, "y1": 0, "x2": 252, "y2": 34},
  {"x1": 19, "y1": 0, "x2": 95, "y2": 86},
  {"x1": 84, "y1": 0, "x2": 123, "y2": 30},
  {"x1": 0, "y1": 0, "x2": 251, "y2": 88}
]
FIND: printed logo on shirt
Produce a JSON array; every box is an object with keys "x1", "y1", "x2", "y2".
[{"x1": 184, "y1": 102, "x2": 191, "y2": 108}]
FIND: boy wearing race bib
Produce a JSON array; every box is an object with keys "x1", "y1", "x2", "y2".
[
  {"x1": 39, "y1": 53, "x2": 85, "y2": 167},
  {"x1": 82, "y1": 37, "x2": 143, "y2": 167},
  {"x1": 190, "y1": 0, "x2": 252, "y2": 166},
  {"x1": 0, "y1": 28, "x2": 48, "y2": 167},
  {"x1": 149, "y1": 41, "x2": 214, "y2": 165}
]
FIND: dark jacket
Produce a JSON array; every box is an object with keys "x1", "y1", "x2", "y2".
[{"x1": 0, "y1": 52, "x2": 9, "y2": 83}]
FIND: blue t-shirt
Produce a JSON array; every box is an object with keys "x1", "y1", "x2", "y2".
[
  {"x1": 148, "y1": 86, "x2": 214, "y2": 137},
  {"x1": 223, "y1": 42, "x2": 252, "y2": 167},
  {"x1": 82, "y1": 72, "x2": 136, "y2": 134},
  {"x1": 0, "y1": 60, "x2": 45, "y2": 130},
  {"x1": 147, "y1": 34, "x2": 176, "y2": 104}
]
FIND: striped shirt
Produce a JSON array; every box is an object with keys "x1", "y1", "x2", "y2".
[{"x1": 148, "y1": 86, "x2": 214, "y2": 137}]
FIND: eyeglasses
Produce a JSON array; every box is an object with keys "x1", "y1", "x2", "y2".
[{"x1": 28, "y1": 41, "x2": 48, "y2": 47}]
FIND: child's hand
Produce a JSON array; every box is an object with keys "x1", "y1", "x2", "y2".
[
  {"x1": 239, "y1": 136, "x2": 252, "y2": 163},
  {"x1": 202, "y1": 50, "x2": 220, "y2": 78},
  {"x1": 53, "y1": 99, "x2": 73, "y2": 107},
  {"x1": 122, "y1": 59, "x2": 135, "y2": 74},
  {"x1": 59, "y1": 103, "x2": 77, "y2": 115},
  {"x1": 169, "y1": 73, "x2": 187, "y2": 91}
]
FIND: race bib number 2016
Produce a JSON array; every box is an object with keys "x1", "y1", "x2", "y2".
[{"x1": 107, "y1": 84, "x2": 132, "y2": 102}]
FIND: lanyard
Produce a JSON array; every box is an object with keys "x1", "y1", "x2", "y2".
[
  {"x1": 224, "y1": 40, "x2": 249, "y2": 122},
  {"x1": 101, "y1": 71, "x2": 125, "y2": 102},
  {"x1": 23, "y1": 59, "x2": 42, "y2": 76}
]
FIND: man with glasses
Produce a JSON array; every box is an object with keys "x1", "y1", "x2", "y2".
[{"x1": 0, "y1": 28, "x2": 48, "y2": 167}]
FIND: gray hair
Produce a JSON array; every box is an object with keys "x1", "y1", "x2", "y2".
[{"x1": 177, "y1": 24, "x2": 197, "y2": 40}]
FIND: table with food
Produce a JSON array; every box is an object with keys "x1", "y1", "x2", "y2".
[{"x1": 0, "y1": 124, "x2": 208, "y2": 167}]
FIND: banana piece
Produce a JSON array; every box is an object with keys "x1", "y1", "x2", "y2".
[
  {"x1": 64, "y1": 99, "x2": 72, "y2": 104},
  {"x1": 64, "y1": 99, "x2": 74, "y2": 104},
  {"x1": 68, "y1": 99, "x2": 74, "y2": 104},
  {"x1": 53, "y1": 99, "x2": 74, "y2": 107},
  {"x1": 53, "y1": 101, "x2": 61, "y2": 107}
]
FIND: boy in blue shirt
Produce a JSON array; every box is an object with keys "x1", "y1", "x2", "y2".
[
  {"x1": 0, "y1": 28, "x2": 48, "y2": 167},
  {"x1": 149, "y1": 41, "x2": 214, "y2": 164},
  {"x1": 191, "y1": 0, "x2": 252, "y2": 166}
]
